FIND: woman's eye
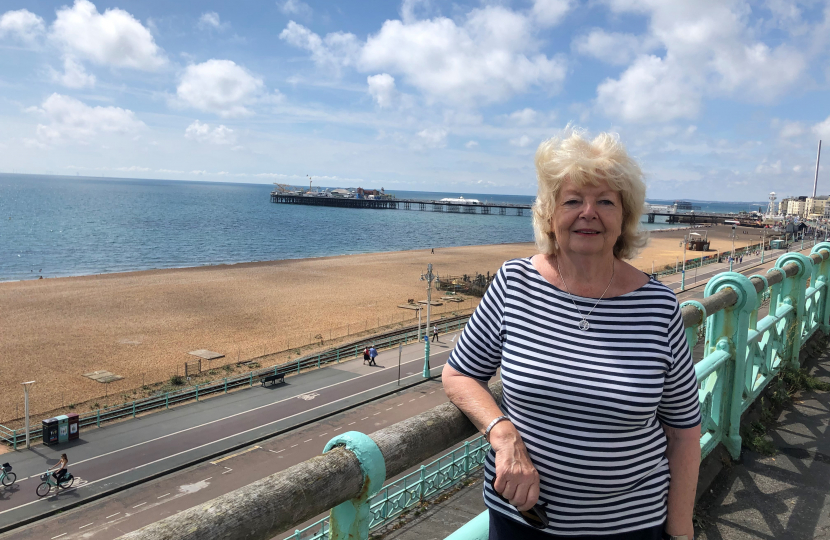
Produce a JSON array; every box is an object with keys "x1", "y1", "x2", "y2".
[
  {"x1": 564, "y1": 199, "x2": 579, "y2": 206},
  {"x1": 599, "y1": 199, "x2": 615, "y2": 205}
]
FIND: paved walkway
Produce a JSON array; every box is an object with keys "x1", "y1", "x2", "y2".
[{"x1": 695, "y1": 350, "x2": 830, "y2": 540}]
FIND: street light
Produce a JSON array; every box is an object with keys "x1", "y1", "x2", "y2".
[
  {"x1": 22, "y1": 381, "x2": 35, "y2": 449},
  {"x1": 420, "y1": 264, "x2": 435, "y2": 378}
]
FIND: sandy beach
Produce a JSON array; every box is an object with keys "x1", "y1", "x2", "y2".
[{"x1": 0, "y1": 223, "x2": 771, "y2": 423}]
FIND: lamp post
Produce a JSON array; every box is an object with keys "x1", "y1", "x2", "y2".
[
  {"x1": 22, "y1": 381, "x2": 35, "y2": 449},
  {"x1": 761, "y1": 229, "x2": 766, "y2": 264},
  {"x1": 730, "y1": 224, "x2": 736, "y2": 271},
  {"x1": 420, "y1": 264, "x2": 435, "y2": 378},
  {"x1": 680, "y1": 237, "x2": 687, "y2": 291}
]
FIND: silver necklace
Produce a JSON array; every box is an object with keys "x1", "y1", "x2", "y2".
[{"x1": 554, "y1": 257, "x2": 615, "y2": 331}]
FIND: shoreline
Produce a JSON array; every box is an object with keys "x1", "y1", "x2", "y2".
[{"x1": 0, "y1": 225, "x2": 771, "y2": 421}]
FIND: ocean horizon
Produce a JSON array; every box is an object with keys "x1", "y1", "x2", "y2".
[{"x1": 0, "y1": 173, "x2": 769, "y2": 282}]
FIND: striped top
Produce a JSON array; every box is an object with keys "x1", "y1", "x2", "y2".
[{"x1": 447, "y1": 257, "x2": 700, "y2": 536}]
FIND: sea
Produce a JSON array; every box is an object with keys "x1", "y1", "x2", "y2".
[{"x1": 0, "y1": 174, "x2": 769, "y2": 282}]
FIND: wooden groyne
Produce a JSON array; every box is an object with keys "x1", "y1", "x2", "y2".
[{"x1": 270, "y1": 193, "x2": 531, "y2": 216}]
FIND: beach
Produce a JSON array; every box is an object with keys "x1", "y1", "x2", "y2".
[{"x1": 0, "y1": 223, "x2": 770, "y2": 423}]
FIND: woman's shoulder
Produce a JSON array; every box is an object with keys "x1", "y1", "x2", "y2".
[{"x1": 616, "y1": 260, "x2": 679, "y2": 302}]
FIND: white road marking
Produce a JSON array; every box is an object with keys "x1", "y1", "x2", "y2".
[
  {"x1": 348, "y1": 422, "x2": 356, "y2": 425},
  {"x1": 105, "y1": 512, "x2": 121, "y2": 518},
  {"x1": 291, "y1": 444, "x2": 298, "y2": 448},
  {"x1": 386, "y1": 407, "x2": 393, "y2": 411},
  {"x1": 132, "y1": 502, "x2": 146, "y2": 508},
  {"x1": 157, "y1": 493, "x2": 170, "y2": 499},
  {"x1": 419, "y1": 395, "x2": 425, "y2": 398},
  {"x1": 269, "y1": 449, "x2": 285, "y2": 454},
  {"x1": 79, "y1": 522, "x2": 94, "y2": 529},
  {"x1": 204, "y1": 477, "x2": 212, "y2": 481},
  {"x1": 303, "y1": 439, "x2": 313, "y2": 443},
  {"x1": 361, "y1": 417, "x2": 369, "y2": 420},
  {"x1": 373, "y1": 412, "x2": 381, "y2": 416},
  {"x1": 397, "y1": 404, "x2": 403, "y2": 407},
  {"x1": 222, "y1": 467, "x2": 233, "y2": 475},
  {"x1": 409, "y1": 399, "x2": 415, "y2": 402},
  {"x1": 333, "y1": 426, "x2": 342, "y2": 431},
  {"x1": 319, "y1": 432, "x2": 328, "y2": 437},
  {"x1": 51, "y1": 534, "x2": 67, "y2": 539},
  {"x1": 0, "y1": 351, "x2": 455, "y2": 517}
]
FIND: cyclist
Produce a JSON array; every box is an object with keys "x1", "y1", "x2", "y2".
[{"x1": 48, "y1": 454, "x2": 69, "y2": 484}]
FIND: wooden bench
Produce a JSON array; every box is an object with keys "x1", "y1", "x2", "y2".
[{"x1": 260, "y1": 373, "x2": 285, "y2": 387}]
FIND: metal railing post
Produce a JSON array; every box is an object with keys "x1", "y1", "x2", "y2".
[
  {"x1": 463, "y1": 441, "x2": 471, "y2": 476},
  {"x1": 775, "y1": 253, "x2": 813, "y2": 368},
  {"x1": 249, "y1": 373, "x2": 253, "y2": 387},
  {"x1": 324, "y1": 431, "x2": 386, "y2": 540},
  {"x1": 297, "y1": 360, "x2": 301, "y2": 374},
  {"x1": 96, "y1": 409, "x2": 101, "y2": 427},
  {"x1": 165, "y1": 393, "x2": 169, "y2": 409},
  {"x1": 703, "y1": 272, "x2": 757, "y2": 459},
  {"x1": 810, "y1": 242, "x2": 830, "y2": 333},
  {"x1": 418, "y1": 465, "x2": 427, "y2": 501},
  {"x1": 337, "y1": 350, "x2": 340, "y2": 363},
  {"x1": 224, "y1": 378, "x2": 228, "y2": 393},
  {"x1": 318, "y1": 354, "x2": 321, "y2": 368},
  {"x1": 132, "y1": 401, "x2": 137, "y2": 418},
  {"x1": 196, "y1": 385, "x2": 200, "y2": 401},
  {"x1": 13, "y1": 429, "x2": 17, "y2": 451}
]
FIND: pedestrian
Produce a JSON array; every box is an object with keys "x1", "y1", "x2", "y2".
[
  {"x1": 432, "y1": 325, "x2": 439, "y2": 342},
  {"x1": 363, "y1": 347, "x2": 370, "y2": 365},
  {"x1": 369, "y1": 346, "x2": 378, "y2": 366},
  {"x1": 431, "y1": 248, "x2": 435, "y2": 254}
]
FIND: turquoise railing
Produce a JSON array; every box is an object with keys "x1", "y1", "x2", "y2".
[
  {"x1": 121, "y1": 243, "x2": 830, "y2": 540},
  {"x1": 286, "y1": 436, "x2": 491, "y2": 539}
]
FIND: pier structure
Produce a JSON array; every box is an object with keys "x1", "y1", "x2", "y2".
[
  {"x1": 646, "y1": 211, "x2": 763, "y2": 226},
  {"x1": 270, "y1": 193, "x2": 531, "y2": 216}
]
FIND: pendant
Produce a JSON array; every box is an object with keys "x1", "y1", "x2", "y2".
[{"x1": 578, "y1": 319, "x2": 590, "y2": 331}]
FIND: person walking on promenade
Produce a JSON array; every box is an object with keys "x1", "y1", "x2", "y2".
[
  {"x1": 432, "y1": 325, "x2": 439, "y2": 342},
  {"x1": 368, "y1": 346, "x2": 378, "y2": 366},
  {"x1": 443, "y1": 129, "x2": 701, "y2": 540},
  {"x1": 363, "y1": 347, "x2": 370, "y2": 365}
]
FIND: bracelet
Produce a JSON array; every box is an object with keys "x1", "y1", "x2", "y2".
[{"x1": 484, "y1": 415, "x2": 510, "y2": 441}]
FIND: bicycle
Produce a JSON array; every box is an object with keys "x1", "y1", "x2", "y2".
[
  {"x1": 35, "y1": 469, "x2": 74, "y2": 497},
  {"x1": 0, "y1": 463, "x2": 15, "y2": 486}
]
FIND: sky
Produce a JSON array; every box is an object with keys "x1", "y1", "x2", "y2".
[{"x1": 0, "y1": 0, "x2": 829, "y2": 199}]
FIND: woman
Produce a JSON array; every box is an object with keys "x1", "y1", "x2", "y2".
[
  {"x1": 443, "y1": 130, "x2": 701, "y2": 540},
  {"x1": 49, "y1": 453, "x2": 69, "y2": 484}
]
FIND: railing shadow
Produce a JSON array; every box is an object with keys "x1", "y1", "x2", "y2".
[{"x1": 696, "y1": 362, "x2": 830, "y2": 540}]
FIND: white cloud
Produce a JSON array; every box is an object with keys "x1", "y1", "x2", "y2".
[
  {"x1": 531, "y1": 0, "x2": 573, "y2": 27},
  {"x1": 813, "y1": 115, "x2": 830, "y2": 140},
  {"x1": 572, "y1": 29, "x2": 655, "y2": 66},
  {"x1": 778, "y1": 121, "x2": 805, "y2": 138},
  {"x1": 597, "y1": 55, "x2": 700, "y2": 123},
  {"x1": 755, "y1": 158, "x2": 782, "y2": 174},
  {"x1": 465, "y1": 140, "x2": 479, "y2": 149},
  {"x1": 198, "y1": 12, "x2": 228, "y2": 31},
  {"x1": 367, "y1": 74, "x2": 396, "y2": 108},
  {"x1": 0, "y1": 9, "x2": 45, "y2": 42},
  {"x1": 176, "y1": 59, "x2": 266, "y2": 117},
  {"x1": 793, "y1": 165, "x2": 802, "y2": 172},
  {"x1": 184, "y1": 120, "x2": 237, "y2": 145},
  {"x1": 50, "y1": 0, "x2": 166, "y2": 71},
  {"x1": 510, "y1": 135, "x2": 533, "y2": 148},
  {"x1": 279, "y1": 0, "x2": 313, "y2": 19},
  {"x1": 506, "y1": 108, "x2": 538, "y2": 126},
  {"x1": 30, "y1": 93, "x2": 145, "y2": 144},
  {"x1": 414, "y1": 128, "x2": 447, "y2": 149},
  {"x1": 595, "y1": 0, "x2": 807, "y2": 123},
  {"x1": 282, "y1": 5, "x2": 566, "y2": 105},
  {"x1": 279, "y1": 21, "x2": 360, "y2": 77},
  {"x1": 52, "y1": 56, "x2": 96, "y2": 88},
  {"x1": 360, "y1": 6, "x2": 566, "y2": 105}
]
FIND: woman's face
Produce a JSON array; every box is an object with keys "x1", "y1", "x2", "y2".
[{"x1": 550, "y1": 177, "x2": 623, "y2": 258}]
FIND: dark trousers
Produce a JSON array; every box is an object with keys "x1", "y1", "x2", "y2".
[
  {"x1": 432, "y1": 333, "x2": 438, "y2": 342},
  {"x1": 489, "y1": 511, "x2": 664, "y2": 540}
]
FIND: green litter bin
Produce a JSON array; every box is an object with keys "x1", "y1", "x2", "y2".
[{"x1": 56, "y1": 415, "x2": 69, "y2": 444}]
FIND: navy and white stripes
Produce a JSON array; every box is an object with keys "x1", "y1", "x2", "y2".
[{"x1": 448, "y1": 257, "x2": 701, "y2": 536}]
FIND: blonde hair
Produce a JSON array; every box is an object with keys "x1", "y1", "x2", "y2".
[{"x1": 532, "y1": 128, "x2": 648, "y2": 260}]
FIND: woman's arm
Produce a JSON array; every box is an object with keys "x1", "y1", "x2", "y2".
[
  {"x1": 663, "y1": 423, "x2": 701, "y2": 538},
  {"x1": 442, "y1": 364, "x2": 539, "y2": 511}
]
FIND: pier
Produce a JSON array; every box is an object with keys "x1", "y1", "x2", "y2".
[
  {"x1": 647, "y1": 211, "x2": 762, "y2": 225},
  {"x1": 270, "y1": 193, "x2": 531, "y2": 216}
]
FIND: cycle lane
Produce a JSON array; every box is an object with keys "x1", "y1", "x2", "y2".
[{"x1": 0, "y1": 341, "x2": 456, "y2": 531}]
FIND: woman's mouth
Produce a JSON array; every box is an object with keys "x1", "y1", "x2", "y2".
[{"x1": 574, "y1": 229, "x2": 601, "y2": 235}]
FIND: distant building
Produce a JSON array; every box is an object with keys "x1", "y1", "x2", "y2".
[
  {"x1": 783, "y1": 196, "x2": 809, "y2": 217},
  {"x1": 806, "y1": 196, "x2": 830, "y2": 219}
]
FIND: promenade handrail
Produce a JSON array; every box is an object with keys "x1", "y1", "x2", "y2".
[{"x1": 121, "y1": 243, "x2": 830, "y2": 540}]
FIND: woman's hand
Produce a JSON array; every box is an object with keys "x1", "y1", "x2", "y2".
[{"x1": 489, "y1": 420, "x2": 539, "y2": 511}]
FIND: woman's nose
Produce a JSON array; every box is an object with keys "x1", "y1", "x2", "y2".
[{"x1": 578, "y1": 201, "x2": 598, "y2": 219}]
